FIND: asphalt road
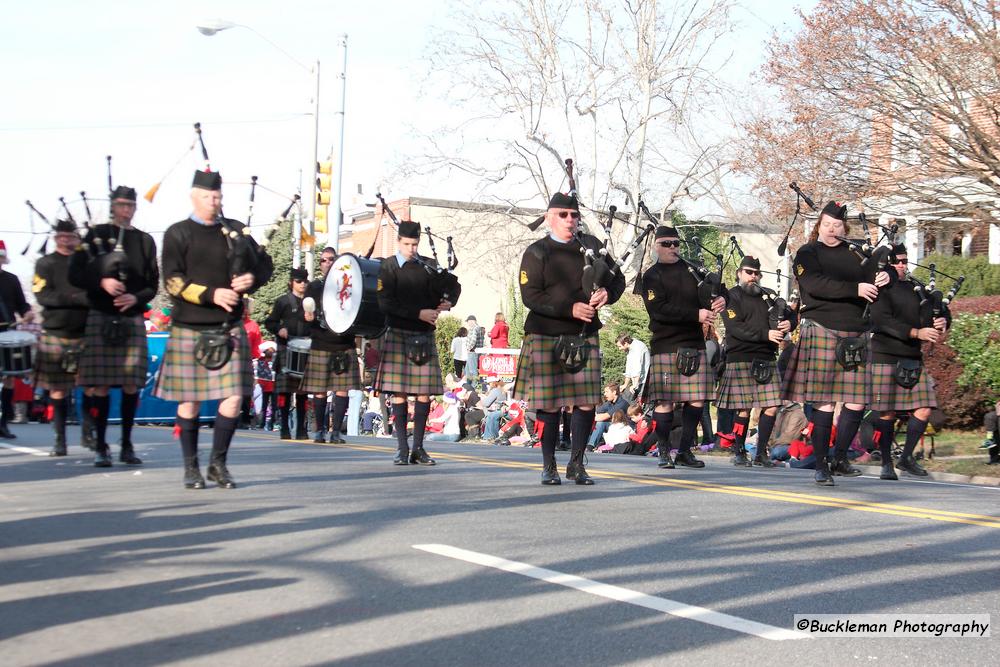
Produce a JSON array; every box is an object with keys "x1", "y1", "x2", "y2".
[{"x1": 2, "y1": 423, "x2": 998, "y2": 666}]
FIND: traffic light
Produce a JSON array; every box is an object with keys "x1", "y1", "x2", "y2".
[{"x1": 315, "y1": 160, "x2": 332, "y2": 234}]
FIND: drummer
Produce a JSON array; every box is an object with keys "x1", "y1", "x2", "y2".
[
  {"x1": 264, "y1": 267, "x2": 311, "y2": 440},
  {"x1": 301, "y1": 247, "x2": 362, "y2": 443},
  {"x1": 0, "y1": 239, "x2": 36, "y2": 439}
]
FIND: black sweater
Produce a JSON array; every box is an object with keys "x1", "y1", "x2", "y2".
[
  {"x1": 642, "y1": 260, "x2": 704, "y2": 354},
  {"x1": 870, "y1": 278, "x2": 950, "y2": 362},
  {"x1": 265, "y1": 292, "x2": 311, "y2": 346},
  {"x1": 0, "y1": 270, "x2": 30, "y2": 329},
  {"x1": 69, "y1": 223, "x2": 158, "y2": 317},
  {"x1": 722, "y1": 285, "x2": 798, "y2": 362},
  {"x1": 519, "y1": 234, "x2": 626, "y2": 336},
  {"x1": 33, "y1": 252, "x2": 89, "y2": 336},
  {"x1": 304, "y1": 279, "x2": 355, "y2": 352},
  {"x1": 793, "y1": 241, "x2": 867, "y2": 332},
  {"x1": 377, "y1": 256, "x2": 447, "y2": 333},
  {"x1": 161, "y1": 218, "x2": 270, "y2": 328}
]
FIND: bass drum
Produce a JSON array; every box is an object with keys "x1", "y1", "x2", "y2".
[{"x1": 323, "y1": 253, "x2": 386, "y2": 339}]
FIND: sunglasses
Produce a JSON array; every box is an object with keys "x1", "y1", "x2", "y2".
[
  {"x1": 557, "y1": 211, "x2": 581, "y2": 219},
  {"x1": 320, "y1": 257, "x2": 335, "y2": 263},
  {"x1": 891, "y1": 259, "x2": 907, "y2": 265},
  {"x1": 657, "y1": 240, "x2": 681, "y2": 248},
  {"x1": 742, "y1": 269, "x2": 761, "y2": 276},
  {"x1": 293, "y1": 278, "x2": 306, "y2": 283}
]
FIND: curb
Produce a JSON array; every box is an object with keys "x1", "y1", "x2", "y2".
[{"x1": 842, "y1": 463, "x2": 1000, "y2": 487}]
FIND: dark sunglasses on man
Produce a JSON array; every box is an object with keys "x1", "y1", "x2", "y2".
[
  {"x1": 557, "y1": 211, "x2": 581, "y2": 219},
  {"x1": 657, "y1": 240, "x2": 681, "y2": 248}
]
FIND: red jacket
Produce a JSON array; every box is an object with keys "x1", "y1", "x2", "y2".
[
  {"x1": 489, "y1": 321, "x2": 509, "y2": 348},
  {"x1": 243, "y1": 317, "x2": 263, "y2": 360}
]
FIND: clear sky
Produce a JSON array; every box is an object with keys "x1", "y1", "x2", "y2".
[{"x1": 1, "y1": 0, "x2": 813, "y2": 293}]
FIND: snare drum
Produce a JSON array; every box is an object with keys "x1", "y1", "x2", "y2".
[
  {"x1": 0, "y1": 331, "x2": 38, "y2": 376},
  {"x1": 284, "y1": 337, "x2": 312, "y2": 378},
  {"x1": 323, "y1": 253, "x2": 386, "y2": 339}
]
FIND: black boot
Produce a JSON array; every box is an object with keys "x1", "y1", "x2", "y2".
[
  {"x1": 80, "y1": 394, "x2": 96, "y2": 450},
  {"x1": 896, "y1": 454, "x2": 928, "y2": 477},
  {"x1": 732, "y1": 415, "x2": 751, "y2": 466},
  {"x1": 753, "y1": 411, "x2": 778, "y2": 468},
  {"x1": 674, "y1": 449, "x2": 705, "y2": 468},
  {"x1": 313, "y1": 396, "x2": 328, "y2": 443},
  {"x1": 328, "y1": 395, "x2": 349, "y2": 444},
  {"x1": 279, "y1": 394, "x2": 292, "y2": 439},
  {"x1": 0, "y1": 424, "x2": 15, "y2": 439},
  {"x1": 880, "y1": 464, "x2": 898, "y2": 480},
  {"x1": 93, "y1": 446, "x2": 112, "y2": 468},
  {"x1": 832, "y1": 457, "x2": 862, "y2": 477},
  {"x1": 392, "y1": 402, "x2": 409, "y2": 465},
  {"x1": 566, "y1": 450, "x2": 594, "y2": 485},
  {"x1": 49, "y1": 397, "x2": 68, "y2": 457},
  {"x1": 119, "y1": 441, "x2": 143, "y2": 465},
  {"x1": 653, "y1": 412, "x2": 674, "y2": 469},
  {"x1": 294, "y1": 395, "x2": 308, "y2": 440},
  {"x1": 541, "y1": 457, "x2": 562, "y2": 485},
  {"x1": 814, "y1": 460, "x2": 835, "y2": 486},
  {"x1": 733, "y1": 447, "x2": 751, "y2": 467},
  {"x1": 206, "y1": 414, "x2": 238, "y2": 488},
  {"x1": 184, "y1": 457, "x2": 206, "y2": 489},
  {"x1": 0, "y1": 387, "x2": 15, "y2": 439},
  {"x1": 206, "y1": 460, "x2": 236, "y2": 488},
  {"x1": 409, "y1": 401, "x2": 435, "y2": 465},
  {"x1": 49, "y1": 434, "x2": 67, "y2": 457}
]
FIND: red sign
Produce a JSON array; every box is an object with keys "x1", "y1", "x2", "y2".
[{"x1": 478, "y1": 352, "x2": 518, "y2": 378}]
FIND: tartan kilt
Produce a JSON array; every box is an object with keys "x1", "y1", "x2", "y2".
[
  {"x1": 717, "y1": 360, "x2": 782, "y2": 409},
  {"x1": 512, "y1": 333, "x2": 602, "y2": 411},
  {"x1": 77, "y1": 311, "x2": 147, "y2": 387},
  {"x1": 153, "y1": 324, "x2": 252, "y2": 402},
  {"x1": 870, "y1": 362, "x2": 937, "y2": 411},
  {"x1": 299, "y1": 348, "x2": 362, "y2": 394},
  {"x1": 373, "y1": 328, "x2": 444, "y2": 396},
  {"x1": 781, "y1": 319, "x2": 871, "y2": 405},
  {"x1": 647, "y1": 349, "x2": 715, "y2": 404},
  {"x1": 33, "y1": 332, "x2": 82, "y2": 392}
]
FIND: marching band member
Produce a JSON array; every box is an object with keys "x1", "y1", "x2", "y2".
[
  {"x1": 0, "y1": 239, "x2": 35, "y2": 439},
  {"x1": 155, "y1": 170, "x2": 273, "y2": 489},
  {"x1": 301, "y1": 247, "x2": 362, "y2": 444},
  {"x1": 718, "y1": 256, "x2": 796, "y2": 467},
  {"x1": 265, "y1": 268, "x2": 311, "y2": 440},
  {"x1": 33, "y1": 220, "x2": 89, "y2": 456},
  {"x1": 870, "y1": 244, "x2": 948, "y2": 478},
  {"x1": 641, "y1": 225, "x2": 725, "y2": 470},
  {"x1": 514, "y1": 193, "x2": 625, "y2": 485},
  {"x1": 374, "y1": 220, "x2": 460, "y2": 466},
  {"x1": 782, "y1": 202, "x2": 891, "y2": 485},
  {"x1": 69, "y1": 186, "x2": 158, "y2": 467}
]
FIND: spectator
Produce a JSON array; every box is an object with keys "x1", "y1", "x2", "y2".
[
  {"x1": 464, "y1": 315, "x2": 485, "y2": 384},
  {"x1": 363, "y1": 342, "x2": 380, "y2": 386},
  {"x1": 598, "y1": 410, "x2": 634, "y2": 451},
  {"x1": 241, "y1": 298, "x2": 262, "y2": 429},
  {"x1": 451, "y1": 327, "x2": 468, "y2": 377},
  {"x1": 481, "y1": 378, "x2": 508, "y2": 440},
  {"x1": 587, "y1": 384, "x2": 630, "y2": 449},
  {"x1": 770, "y1": 402, "x2": 809, "y2": 447},
  {"x1": 427, "y1": 393, "x2": 463, "y2": 442},
  {"x1": 460, "y1": 380, "x2": 484, "y2": 433},
  {"x1": 616, "y1": 334, "x2": 650, "y2": 402},
  {"x1": 425, "y1": 397, "x2": 446, "y2": 433},
  {"x1": 983, "y1": 401, "x2": 1000, "y2": 465},
  {"x1": 254, "y1": 347, "x2": 276, "y2": 430},
  {"x1": 489, "y1": 312, "x2": 510, "y2": 349},
  {"x1": 622, "y1": 405, "x2": 656, "y2": 455}
]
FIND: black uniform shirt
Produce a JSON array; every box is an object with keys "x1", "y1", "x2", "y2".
[
  {"x1": 161, "y1": 217, "x2": 269, "y2": 328},
  {"x1": 305, "y1": 278, "x2": 355, "y2": 352},
  {"x1": 0, "y1": 269, "x2": 30, "y2": 329},
  {"x1": 33, "y1": 252, "x2": 89, "y2": 337},
  {"x1": 69, "y1": 223, "x2": 159, "y2": 317},
  {"x1": 265, "y1": 292, "x2": 311, "y2": 346},
  {"x1": 722, "y1": 285, "x2": 799, "y2": 362},
  {"x1": 377, "y1": 254, "x2": 445, "y2": 333},
  {"x1": 793, "y1": 241, "x2": 867, "y2": 332},
  {"x1": 642, "y1": 260, "x2": 704, "y2": 354},
  {"x1": 519, "y1": 234, "x2": 626, "y2": 336},
  {"x1": 870, "y1": 278, "x2": 951, "y2": 362}
]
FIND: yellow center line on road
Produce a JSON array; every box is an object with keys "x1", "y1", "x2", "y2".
[{"x1": 222, "y1": 430, "x2": 1000, "y2": 529}]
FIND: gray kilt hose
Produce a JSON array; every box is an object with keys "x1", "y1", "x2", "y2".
[
  {"x1": 33, "y1": 333, "x2": 82, "y2": 392},
  {"x1": 154, "y1": 324, "x2": 252, "y2": 402},
  {"x1": 781, "y1": 319, "x2": 871, "y2": 405},
  {"x1": 77, "y1": 311, "x2": 148, "y2": 388},
  {"x1": 513, "y1": 333, "x2": 602, "y2": 411},
  {"x1": 647, "y1": 349, "x2": 715, "y2": 404},
  {"x1": 300, "y1": 348, "x2": 361, "y2": 394},
  {"x1": 717, "y1": 360, "x2": 782, "y2": 409},
  {"x1": 373, "y1": 328, "x2": 444, "y2": 396},
  {"x1": 870, "y1": 362, "x2": 937, "y2": 412}
]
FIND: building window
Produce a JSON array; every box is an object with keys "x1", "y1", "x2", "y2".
[
  {"x1": 924, "y1": 234, "x2": 937, "y2": 255},
  {"x1": 951, "y1": 235, "x2": 962, "y2": 256}
]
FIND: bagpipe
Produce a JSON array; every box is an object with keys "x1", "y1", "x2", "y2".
[
  {"x1": 904, "y1": 262, "x2": 963, "y2": 328},
  {"x1": 373, "y1": 191, "x2": 461, "y2": 306}
]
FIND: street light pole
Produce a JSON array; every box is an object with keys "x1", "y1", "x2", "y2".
[
  {"x1": 306, "y1": 59, "x2": 320, "y2": 276},
  {"x1": 331, "y1": 34, "x2": 348, "y2": 251}
]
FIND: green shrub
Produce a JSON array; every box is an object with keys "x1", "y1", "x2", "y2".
[
  {"x1": 435, "y1": 315, "x2": 462, "y2": 381},
  {"x1": 950, "y1": 313, "x2": 1000, "y2": 397},
  {"x1": 911, "y1": 254, "x2": 1000, "y2": 297},
  {"x1": 598, "y1": 293, "x2": 651, "y2": 384}
]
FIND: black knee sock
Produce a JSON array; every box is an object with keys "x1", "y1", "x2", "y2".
[
  {"x1": 176, "y1": 416, "x2": 199, "y2": 462},
  {"x1": 93, "y1": 395, "x2": 110, "y2": 451},
  {"x1": 561, "y1": 410, "x2": 572, "y2": 443},
  {"x1": 279, "y1": 393, "x2": 291, "y2": 432},
  {"x1": 653, "y1": 412, "x2": 674, "y2": 453},
  {"x1": 902, "y1": 417, "x2": 928, "y2": 459},
  {"x1": 412, "y1": 400, "x2": 431, "y2": 451},
  {"x1": 80, "y1": 393, "x2": 92, "y2": 428},
  {"x1": 811, "y1": 410, "x2": 835, "y2": 467},
  {"x1": 120, "y1": 392, "x2": 139, "y2": 445},
  {"x1": 295, "y1": 395, "x2": 308, "y2": 433},
  {"x1": 211, "y1": 414, "x2": 238, "y2": 463},
  {"x1": 570, "y1": 408, "x2": 595, "y2": 458},
  {"x1": 392, "y1": 402, "x2": 409, "y2": 453},
  {"x1": 875, "y1": 418, "x2": 895, "y2": 462},
  {"x1": 756, "y1": 412, "x2": 778, "y2": 458},
  {"x1": 314, "y1": 397, "x2": 327, "y2": 435},
  {"x1": 330, "y1": 395, "x2": 349, "y2": 435},
  {"x1": 833, "y1": 407, "x2": 864, "y2": 460},
  {"x1": 52, "y1": 397, "x2": 67, "y2": 442},
  {"x1": 0, "y1": 387, "x2": 12, "y2": 427},
  {"x1": 679, "y1": 404, "x2": 703, "y2": 452},
  {"x1": 732, "y1": 414, "x2": 751, "y2": 452},
  {"x1": 537, "y1": 410, "x2": 560, "y2": 464}
]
